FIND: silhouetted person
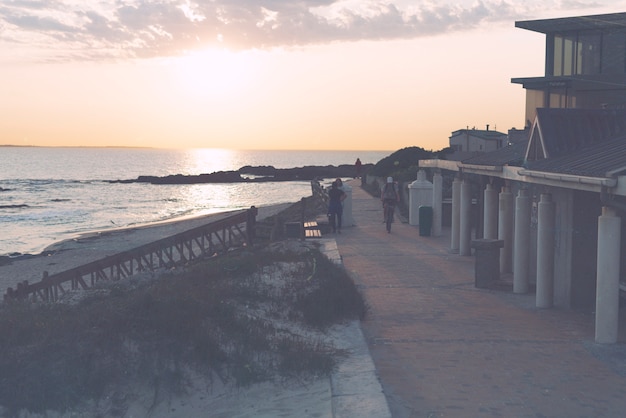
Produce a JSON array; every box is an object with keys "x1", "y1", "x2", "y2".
[{"x1": 327, "y1": 181, "x2": 346, "y2": 233}]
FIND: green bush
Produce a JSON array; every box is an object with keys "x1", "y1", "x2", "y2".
[{"x1": 368, "y1": 146, "x2": 454, "y2": 182}]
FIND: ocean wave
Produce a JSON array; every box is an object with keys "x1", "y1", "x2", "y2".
[{"x1": 0, "y1": 204, "x2": 29, "y2": 209}]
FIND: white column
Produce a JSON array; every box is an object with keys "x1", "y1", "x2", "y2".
[
  {"x1": 536, "y1": 193, "x2": 555, "y2": 308},
  {"x1": 451, "y1": 176, "x2": 461, "y2": 253},
  {"x1": 595, "y1": 207, "x2": 621, "y2": 344},
  {"x1": 483, "y1": 183, "x2": 498, "y2": 239},
  {"x1": 432, "y1": 171, "x2": 443, "y2": 237},
  {"x1": 513, "y1": 189, "x2": 531, "y2": 294},
  {"x1": 498, "y1": 186, "x2": 514, "y2": 273},
  {"x1": 408, "y1": 171, "x2": 433, "y2": 226},
  {"x1": 460, "y1": 179, "x2": 472, "y2": 256}
]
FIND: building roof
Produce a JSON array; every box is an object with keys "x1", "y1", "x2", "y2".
[
  {"x1": 449, "y1": 128, "x2": 507, "y2": 141},
  {"x1": 443, "y1": 151, "x2": 481, "y2": 162},
  {"x1": 532, "y1": 108, "x2": 626, "y2": 159},
  {"x1": 510, "y1": 75, "x2": 626, "y2": 91},
  {"x1": 447, "y1": 109, "x2": 626, "y2": 179},
  {"x1": 515, "y1": 12, "x2": 626, "y2": 34},
  {"x1": 460, "y1": 140, "x2": 528, "y2": 167},
  {"x1": 525, "y1": 134, "x2": 626, "y2": 178}
]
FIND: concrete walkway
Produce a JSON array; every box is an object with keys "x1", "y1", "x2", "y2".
[{"x1": 333, "y1": 180, "x2": 626, "y2": 418}]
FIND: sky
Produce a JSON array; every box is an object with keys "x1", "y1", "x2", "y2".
[{"x1": 2, "y1": 1, "x2": 626, "y2": 151}]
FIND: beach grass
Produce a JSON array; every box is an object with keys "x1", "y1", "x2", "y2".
[{"x1": 0, "y1": 240, "x2": 367, "y2": 416}]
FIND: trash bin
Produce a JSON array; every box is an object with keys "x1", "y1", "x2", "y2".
[
  {"x1": 418, "y1": 206, "x2": 433, "y2": 236},
  {"x1": 470, "y1": 239, "x2": 504, "y2": 288}
]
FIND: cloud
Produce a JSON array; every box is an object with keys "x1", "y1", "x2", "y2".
[{"x1": 0, "y1": 0, "x2": 612, "y2": 61}]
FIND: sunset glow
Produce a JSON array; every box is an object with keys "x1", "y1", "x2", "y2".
[
  {"x1": 172, "y1": 49, "x2": 259, "y2": 98},
  {"x1": 1, "y1": 1, "x2": 625, "y2": 151}
]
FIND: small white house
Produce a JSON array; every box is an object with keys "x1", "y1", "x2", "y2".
[{"x1": 449, "y1": 125, "x2": 507, "y2": 152}]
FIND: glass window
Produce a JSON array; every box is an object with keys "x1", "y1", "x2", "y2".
[
  {"x1": 563, "y1": 36, "x2": 575, "y2": 76},
  {"x1": 525, "y1": 90, "x2": 544, "y2": 124},
  {"x1": 578, "y1": 32, "x2": 601, "y2": 75},
  {"x1": 554, "y1": 35, "x2": 563, "y2": 76},
  {"x1": 549, "y1": 92, "x2": 563, "y2": 108},
  {"x1": 552, "y1": 34, "x2": 575, "y2": 76},
  {"x1": 552, "y1": 32, "x2": 602, "y2": 76},
  {"x1": 548, "y1": 90, "x2": 576, "y2": 109},
  {"x1": 602, "y1": 31, "x2": 626, "y2": 74}
]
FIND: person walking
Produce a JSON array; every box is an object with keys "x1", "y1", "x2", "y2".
[
  {"x1": 328, "y1": 180, "x2": 346, "y2": 233},
  {"x1": 381, "y1": 177, "x2": 399, "y2": 232},
  {"x1": 354, "y1": 158, "x2": 362, "y2": 178}
]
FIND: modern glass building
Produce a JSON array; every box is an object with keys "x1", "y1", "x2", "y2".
[{"x1": 512, "y1": 13, "x2": 626, "y2": 125}]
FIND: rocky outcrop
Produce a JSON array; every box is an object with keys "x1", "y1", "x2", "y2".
[{"x1": 112, "y1": 164, "x2": 372, "y2": 185}]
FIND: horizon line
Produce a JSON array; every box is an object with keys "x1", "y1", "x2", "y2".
[{"x1": 0, "y1": 144, "x2": 396, "y2": 152}]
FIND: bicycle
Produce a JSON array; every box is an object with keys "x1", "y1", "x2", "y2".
[{"x1": 383, "y1": 200, "x2": 395, "y2": 233}]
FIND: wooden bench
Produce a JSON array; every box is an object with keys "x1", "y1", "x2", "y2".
[
  {"x1": 304, "y1": 221, "x2": 322, "y2": 238},
  {"x1": 315, "y1": 214, "x2": 332, "y2": 234}
]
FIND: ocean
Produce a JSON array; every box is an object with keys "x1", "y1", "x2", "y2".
[{"x1": 0, "y1": 147, "x2": 390, "y2": 257}]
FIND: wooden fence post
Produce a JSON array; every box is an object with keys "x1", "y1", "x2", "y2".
[
  {"x1": 300, "y1": 197, "x2": 306, "y2": 241},
  {"x1": 42, "y1": 271, "x2": 49, "y2": 302},
  {"x1": 247, "y1": 206, "x2": 258, "y2": 246}
]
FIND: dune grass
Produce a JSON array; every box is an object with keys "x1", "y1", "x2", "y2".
[{"x1": 0, "y1": 241, "x2": 367, "y2": 416}]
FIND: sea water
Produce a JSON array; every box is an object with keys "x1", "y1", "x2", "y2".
[{"x1": 0, "y1": 147, "x2": 389, "y2": 256}]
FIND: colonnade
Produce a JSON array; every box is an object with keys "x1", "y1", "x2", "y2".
[{"x1": 440, "y1": 174, "x2": 622, "y2": 344}]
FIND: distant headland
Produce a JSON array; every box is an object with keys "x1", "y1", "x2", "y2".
[{"x1": 109, "y1": 164, "x2": 373, "y2": 185}]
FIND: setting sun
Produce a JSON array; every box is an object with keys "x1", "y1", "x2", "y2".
[{"x1": 172, "y1": 48, "x2": 258, "y2": 97}]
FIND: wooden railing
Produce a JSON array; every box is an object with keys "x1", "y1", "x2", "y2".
[
  {"x1": 4, "y1": 207, "x2": 258, "y2": 303},
  {"x1": 311, "y1": 179, "x2": 329, "y2": 205}
]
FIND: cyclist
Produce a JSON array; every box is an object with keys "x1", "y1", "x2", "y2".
[{"x1": 381, "y1": 177, "x2": 399, "y2": 232}]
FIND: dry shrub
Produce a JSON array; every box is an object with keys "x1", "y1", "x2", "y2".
[{"x1": 0, "y1": 242, "x2": 366, "y2": 416}]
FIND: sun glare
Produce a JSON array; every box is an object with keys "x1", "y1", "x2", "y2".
[
  {"x1": 173, "y1": 48, "x2": 257, "y2": 97},
  {"x1": 184, "y1": 148, "x2": 237, "y2": 174}
]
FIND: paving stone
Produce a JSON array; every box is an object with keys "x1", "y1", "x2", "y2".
[{"x1": 333, "y1": 180, "x2": 626, "y2": 418}]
